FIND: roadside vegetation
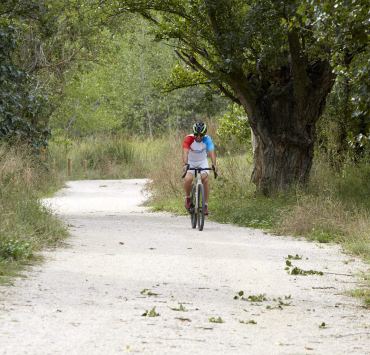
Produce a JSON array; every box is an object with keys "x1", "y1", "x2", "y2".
[
  {"x1": 0, "y1": 1, "x2": 368, "y2": 305},
  {"x1": 0, "y1": 145, "x2": 67, "y2": 281},
  {"x1": 146, "y1": 132, "x2": 370, "y2": 306}
]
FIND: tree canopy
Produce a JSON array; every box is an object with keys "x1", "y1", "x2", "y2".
[
  {"x1": 0, "y1": 0, "x2": 368, "y2": 192},
  {"x1": 96, "y1": 0, "x2": 368, "y2": 193}
]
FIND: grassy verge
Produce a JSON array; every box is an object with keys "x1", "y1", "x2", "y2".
[
  {"x1": 48, "y1": 134, "x2": 167, "y2": 180},
  {"x1": 12, "y1": 134, "x2": 367, "y2": 306},
  {"x1": 0, "y1": 134, "x2": 165, "y2": 282},
  {"x1": 0, "y1": 144, "x2": 67, "y2": 282},
  {"x1": 147, "y1": 137, "x2": 370, "y2": 307}
]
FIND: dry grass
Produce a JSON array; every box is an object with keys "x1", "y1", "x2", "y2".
[
  {"x1": 146, "y1": 136, "x2": 369, "y2": 305},
  {"x1": 147, "y1": 135, "x2": 183, "y2": 198},
  {"x1": 0, "y1": 144, "x2": 67, "y2": 278},
  {"x1": 48, "y1": 134, "x2": 168, "y2": 180}
]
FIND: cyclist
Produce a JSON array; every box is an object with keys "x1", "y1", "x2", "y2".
[{"x1": 182, "y1": 121, "x2": 217, "y2": 215}]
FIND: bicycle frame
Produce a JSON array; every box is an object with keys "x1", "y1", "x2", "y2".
[{"x1": 182, "y1": 166, "x2": 216, "y2": 231}]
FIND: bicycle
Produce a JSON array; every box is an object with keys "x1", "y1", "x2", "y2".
[{"x1": 182, "y1": 166, "x2": 217, "y2": 231}]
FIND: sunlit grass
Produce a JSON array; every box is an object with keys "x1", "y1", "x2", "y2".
[{"x1": 48, "y1": 134, "x2": 167, "y2": 179}]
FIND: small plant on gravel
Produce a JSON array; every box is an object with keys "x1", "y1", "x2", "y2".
[
  {"x1": 286, "y1": 254, "x2": 302, "y2": 260},
  {"x1": 239, "y1": 319, "x2": 257, "y2": 325},
  {"x1": 284, "y1": 260, "x2": 324, "y2": 276},
  {"x1": 319, "y1": 322, "x2": 327, "y2": 328},
  {"x1": 247, "y1": 294, "x2": 267, "y2": 302},
  {"x1": 170, "y1": 303, "x2": 188, "y2": 312},
  {"x1": 290, "y1": 266, "x2": 324, "y2": 276},
  {"x1": 209, "y1": 316, "x2": 224, "y2": 323},
  {"x1": 233, "y1": 290, "x2": 245, "y2": 300},
  {"x1": 140, "y1": 288, "x2": 158, "y2": 296},
  {"x1": 267, "y1": 296, "x2": 292, "y2": 310},
  {"x1": 142, "y1": 307, "x2": 160, "y2": 317},
  {"x1": 234, "y1": 291, "x2": 267, "y2": 302}
]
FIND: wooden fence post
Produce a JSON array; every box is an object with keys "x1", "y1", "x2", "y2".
[{"x1": 67, "y1": 158, "x2": 72, "y2": 177}]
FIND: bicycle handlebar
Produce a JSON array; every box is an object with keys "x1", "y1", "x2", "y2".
[{"x1": 182, "y1": 166, "x2": 218, "y2": 179}]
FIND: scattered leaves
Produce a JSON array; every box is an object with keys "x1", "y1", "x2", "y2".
[
  {"x1": 140, "y1": 288, "x2": 159, "y2": 296},
  {"x1": 239, "y1": 319, "x2": 257, "y2": 325},
  {"x1": 286, "y1": 254, "x2": 302, "y2": 260},
  {"x1": 234, "y1": 291, "x2": 267, "y2": 302},
  {"x1": 209, "y1": 316, "x2": 224, "y2": 323},
  {"x1": 170, "y1": 303, "x2": 188, "y2": 312},
  {"x1": 290, "y1": 267, "x2": 324, "y2": 276},
  {"x1": 142, "y1": 307, "x2": 160, "y2": 317}
]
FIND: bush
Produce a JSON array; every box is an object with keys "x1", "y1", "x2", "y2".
[{"x1": 0, "y1": 144, "x2": 67, "y2": 274}]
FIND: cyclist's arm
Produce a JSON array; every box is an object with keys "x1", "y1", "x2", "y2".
[
  {"x1": 182, "y1": 148, "x2": 190, "y2": 165},
  {"x1": 208, "y1": 150, "x2": 216, "y2": 167},
  {"x1": 204, "y1": 136, "x2": 216, "y2": 168}
]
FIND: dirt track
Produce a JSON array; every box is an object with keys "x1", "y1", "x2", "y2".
[{"x1": 0, "y1": 179, "x2": 369, "y2": 354}]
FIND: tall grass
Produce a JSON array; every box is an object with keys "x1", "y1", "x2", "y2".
[
  {"x1": 0, "y1": 144, "x2": 67, "y2": 280},
  {"x1": 49, "y1": 134, "x2": 167, "y2": 180},
  {"x1": 5, "y1": 134, "x2": 365, "y2": 302}
]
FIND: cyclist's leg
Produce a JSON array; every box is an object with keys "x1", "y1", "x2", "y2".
[
  {"x1": 198, "y1": 159, "x2": 210, "y2": 205},
  {"x1": 184, "y1": 171, "x2": 194, "y2": 209},
  {"x1": 184, "y1": 172, "x2": 193, "y2": 196},
  {"x1": 201, "y1": 173, "x2": 209, "y2": 204}
]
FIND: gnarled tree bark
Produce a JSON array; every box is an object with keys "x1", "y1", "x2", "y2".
[{"x1": 229, "y1": 49, "x2": 335, "y2": 194}]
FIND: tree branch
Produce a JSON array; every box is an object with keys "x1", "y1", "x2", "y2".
[
  {"x1": 174, "y1": 50, "x2": 240, "y2": 103},
  {"x1": 162, "y1": 81, "x2": 211, "y2": 93},
  {"x1": 288, "y1": 28, "x2": 310, "y2": 99}
]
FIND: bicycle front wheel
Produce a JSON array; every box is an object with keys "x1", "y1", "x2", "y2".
[
  {"x1": 190, "y1": 185, "x2": 197, "y2": 229},
  {"x1": 197, "y1": 184, "x2": 205, "y2": 231}
]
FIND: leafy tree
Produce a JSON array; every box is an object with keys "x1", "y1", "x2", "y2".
[
  {"x1": 51, "y1": 21, "x2": 227, "y2": 137},
  {"x1": 0, "y1": 25, "x2": 50, "y2": 148},
  {"x1": 99, "y1": 0, "x2": 368, "y2": 194},
  {"x1": 0, "y1": 0, "x2": 120, "y2": 147}
]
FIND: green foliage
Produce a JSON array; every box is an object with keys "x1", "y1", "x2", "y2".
[
  {"x1": 0, "y1": 0, "x2": 127, "y2": 147},
  {"x1": 0, "y1": 238, "x2": 32, "y2": 261},
  {"x1": 0, "y1": 144, "x2": 67, "y2": 277},
  {"x1": 216, "y1": 104, "x2": 250, "y2": 154},
  {"x1": 50, "y1": 19, "x2": 227, "y2": 137},
  {"x1": 0, "y1": 25, "x2": 50, "y2": 149}
]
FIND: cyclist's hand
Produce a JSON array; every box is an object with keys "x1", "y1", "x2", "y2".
[
  {"x1": 212, "y1": 164, "x2": 218, "y2": 178},
  {"x1": 182, "y1": 164, "x2": 190, "y2": 175}
]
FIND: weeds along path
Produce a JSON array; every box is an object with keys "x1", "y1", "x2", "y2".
[{"x1": 0, "y1": 180, "x2": 369, "y2": 354}]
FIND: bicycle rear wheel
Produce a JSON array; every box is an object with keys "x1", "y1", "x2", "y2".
[
  {"x1": 190, "y1": 185, "x2": 197, "y2": 229},
  {"x1": 197, "y1": 184, "x2": 205, "y2": 231}
]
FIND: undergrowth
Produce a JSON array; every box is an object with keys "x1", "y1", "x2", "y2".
[
  {"x1": 48, "y1": 134, "x2": 167, "y2": 180},
  {"x1": 0, "y1": 144, "x2": 67, "y2": 281}
]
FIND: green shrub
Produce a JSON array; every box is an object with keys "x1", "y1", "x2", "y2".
[{"x1": 0, "y1": 144, "x2": 67, "y2": 277}]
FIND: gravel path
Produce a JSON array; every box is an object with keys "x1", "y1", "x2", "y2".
[{"x1": 0, "y1": 179, "x2": 369, "y2": 355}]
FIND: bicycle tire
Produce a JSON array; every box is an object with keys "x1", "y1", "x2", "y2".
[
  {"x1": 197, "y1": 184, "x2": 205, "y2": 231},
  {"x1": 190, "y1": 184, "x2": 197, "y2": 229}
]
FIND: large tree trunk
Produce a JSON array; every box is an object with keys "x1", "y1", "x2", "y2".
[
  {"x1": 232, "y1": 58, "x2": 335, "y2": 195},
  {"x1": 250, "y1": 97, "x2": 316, "y2": 194}
]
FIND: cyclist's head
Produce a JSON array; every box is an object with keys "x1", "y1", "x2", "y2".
[{"x1": 192, "y1": 121, "x2": 207, "y2": 137}]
